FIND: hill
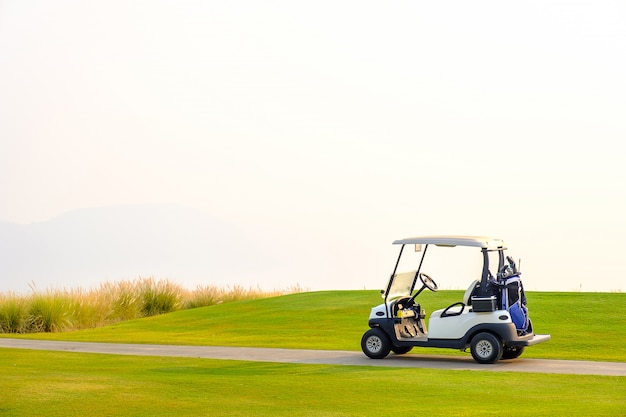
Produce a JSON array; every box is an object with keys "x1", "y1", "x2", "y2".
[
  {"x1": 12, "y1": 290, "x2": 626, "y2": 362},
  {"x1": 0, "y1": 204, "x2": 274, "y2": 292}
]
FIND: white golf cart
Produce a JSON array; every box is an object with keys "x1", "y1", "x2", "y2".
[{"x1": 361, "y1": 236, "x2": 550, "y2": 364}]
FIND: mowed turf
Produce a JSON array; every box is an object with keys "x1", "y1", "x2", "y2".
[
  {"x1": 2, "y1": 348, "x2": 625, "y2": 417},
  {"x1": 1, "y1": 291, "x2": 626, "y2": 416},
  {"x1": 5, "y1": 290, "x2": 626, "y2": 362}
]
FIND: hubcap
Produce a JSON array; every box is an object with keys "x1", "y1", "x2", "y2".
[
  {"x1": 476, "y1": 340, "x2": 493, "y2": 358},
  {"x1": 366, "y1": 336, "x2": 382, "y2": 353}
]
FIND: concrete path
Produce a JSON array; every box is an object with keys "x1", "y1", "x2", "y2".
[{"x1": 1, "y1": 338, "x2": 625, "y2": 376}]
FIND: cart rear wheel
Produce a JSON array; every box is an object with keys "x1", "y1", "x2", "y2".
[
  {"x1": 361, "y1": 328, "x2": 391, "y2": 359},
  {"x1": 502, "y1": 345, "x2": 525, "y2": 360},
  {"x1": 470, "y1": 332, "x2": 503, "y2": 364},
  {"x1": 391, "y1": 345, "x2": 413, "y2": 355}
]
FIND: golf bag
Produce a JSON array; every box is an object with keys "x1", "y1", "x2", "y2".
[
  {"x1": 499, "y1": 275, "x2": 530, "y2": 334},
  {"x1": 496, "y1": 257, "x2": 530, "y2": 334}
]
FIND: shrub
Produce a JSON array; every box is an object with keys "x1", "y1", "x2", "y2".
[
  {"x1": 99, "y1": 280, "x2": 142, "y2": 322},
  {"x1": 184, "y1": 285, "x2": 224, "y2": 309},
  {"x1": 67, "y1": 288, "x2": 114, "y2": 330},
  {"x1": 27, "y1": 291, "x2": 73, "y2": 332},
  {"x1": 0, "y1": 278, "x2": 303, "y2": 333},
  {"x1": 0, "y1": 294, "x2": 28, "y2": 333},
  {"x1": 138, "y1": 277, "x2": 183, "y2": 317}
]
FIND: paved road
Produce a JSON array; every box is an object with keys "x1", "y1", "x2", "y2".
[{"x1": 1, "y1": 338, "x2": 625, "y2": 376}]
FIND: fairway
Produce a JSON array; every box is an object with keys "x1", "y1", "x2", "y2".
[
  {"x1": 6, "y1": 290, "x2": 626, "y2": 362},
  {"x1": 2, "y1": 348, "x2": 625, "y2": 417},
  {"x1": 1, "y1": 291, "x2": 625, "y2": 416}
]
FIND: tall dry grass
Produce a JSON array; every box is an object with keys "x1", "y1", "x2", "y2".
[
  {"x1": 183, "y1": 284, "x2": 303, "y2": 308},
  {"x1": 0, "y1": 293, "x2": 29, "y2": 333},
  {"x1": 0, "y1": 278, "x2": 303, "y2": 333}
]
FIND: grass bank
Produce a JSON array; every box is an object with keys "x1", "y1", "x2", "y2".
[
  {"x1": 5, "y1": 290, "x2": 626, "y2": 362},
  {"x1": 1, "y1": 290, "x2": 625, "y2": 417}
]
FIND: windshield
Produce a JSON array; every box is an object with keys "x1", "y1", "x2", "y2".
[{"x1": 387, "y1": 270, "x2": 417, "y2": 299}]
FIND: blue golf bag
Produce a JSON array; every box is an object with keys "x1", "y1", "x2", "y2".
[{"x1": 499, "y1": 275, "x2": 530, "y2": 334}]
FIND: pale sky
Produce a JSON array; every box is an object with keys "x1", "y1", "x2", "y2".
[{"x1": 1, "y1": 0, "x2": 625, "y2": 292}]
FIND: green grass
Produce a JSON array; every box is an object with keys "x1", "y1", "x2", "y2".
[
  {"x1": 1, "y1": 290, "x2": 626, "y2": 416},
  {"x1": 7, "y1": 290, "x2": 626, "y2": 362},
  {"x1": 2, "y1": 348, "x2": 625, "y2": 417}
]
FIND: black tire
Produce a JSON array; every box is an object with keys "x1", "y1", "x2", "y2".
[
  {"x1": 470, "y1": 332, "x2": 503, "y2": 364},
  {"x1": 361, "y1": 328, "x2": 391, "y2": 359},
  {"x1": 501, "y1": 345, "x2": 525, "y2": 360},
  {"x1": 391, "y1": 346, "x2": 413, "y2": 355}
]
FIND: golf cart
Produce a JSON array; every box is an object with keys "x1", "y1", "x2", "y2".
[{"x1": 361, "y1": 236, "x2": 550, "y2": 364}]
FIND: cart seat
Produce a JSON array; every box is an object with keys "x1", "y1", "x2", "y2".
[{"x1": 463, "y1": 280, "x2": 479, "y2": 305}]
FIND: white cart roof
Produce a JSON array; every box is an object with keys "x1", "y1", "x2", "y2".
[{"x1": 392, "y1": 235, "x2": 505, "y2": 250}]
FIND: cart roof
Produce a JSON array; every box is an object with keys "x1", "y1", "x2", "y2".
[{"x1": 392, "y1": 235, "x2": 505, "y2": 249}]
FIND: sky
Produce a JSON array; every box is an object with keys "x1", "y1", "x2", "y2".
[{"x1": 1, "y1": 0, "x2": 625, "y2": 293}]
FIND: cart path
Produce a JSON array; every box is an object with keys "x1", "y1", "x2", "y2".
[{"x1": 1, "y1": 338, "x2": 625, "y2": 376}]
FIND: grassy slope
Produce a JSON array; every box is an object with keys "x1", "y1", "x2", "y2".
[
  {"x1": 2, "y1": 291, "x2": 626, "y2": 417},
  {"x1": 6, "y1": 290, "x2": 626, "y2": 362}
]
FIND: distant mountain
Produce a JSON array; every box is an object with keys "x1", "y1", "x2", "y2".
[{"x1": 0, "y1": 204, "x2": 275, "y2": 292}]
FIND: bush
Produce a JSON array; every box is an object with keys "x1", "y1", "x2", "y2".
[
  {"x1": 184, "y1": 285, "x2": 224, "y2": 309},
  {"x1": 0, "y1": 278, "x2": 303, "y2": 333},
  {"x1": 27, "y1": 291, "x2": 73, "y2": 332},
  {"x1": 99, "y1": 281, "x2": 142, "y2": 322},
  {"x1": 67, "y1": 288, "x2": 114, "y2": 330},
  {"x1": 0, "y1": 294, "x2": 28, "y2": 333},
  {"x1": 138, "y1": 278, "x2": 183, "y2": 317}
]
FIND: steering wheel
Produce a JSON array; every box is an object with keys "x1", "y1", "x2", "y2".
[
  {"x1": 406, "y1": 272, "x2": 439, "y2": 307},
  {"x1": 419, "y1": 273, "x2": 439, "y2": 292}
]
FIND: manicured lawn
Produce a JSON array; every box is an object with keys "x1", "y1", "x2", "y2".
[
  {"x1": 2, "y1": 291, "x2": 625, "y2": 416},
  {"x1": 2, "y1": 348, "x2": 625, "y2": 417},
  {"x1": 8, "y1": 290, "x2": 626, "y2": 362}
]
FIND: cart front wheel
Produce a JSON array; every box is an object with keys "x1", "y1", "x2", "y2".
[{"x1": 361, "y1": 328, "x2": 391, "y2": 359}]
